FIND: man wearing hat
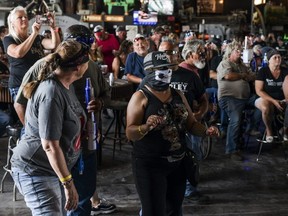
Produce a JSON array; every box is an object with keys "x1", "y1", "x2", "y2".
[
  {"x1": 124, "y1": 33, "x2": 149, "y2": 91},
  {"x1": 147, "y1": 26, "x2": 166, "y2": 52},
  {"x1": 115, "y1": 25, "x2": 128, "y2": 44},
  {"x1": 93, "y1": 25, "x2": 119, "y2": 72}
]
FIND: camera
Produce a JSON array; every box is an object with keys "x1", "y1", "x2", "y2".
[{"x1": 35, "y1": 14, "x2": 52, "y2": 26}]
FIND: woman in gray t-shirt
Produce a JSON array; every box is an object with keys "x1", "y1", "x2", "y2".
[{"x1": 11, "y1": 40, "x2": 89, "y2": 215}]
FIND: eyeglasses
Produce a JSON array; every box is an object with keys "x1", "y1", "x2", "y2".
[
  {"x1": 163, "y1": 50, "x2": 179, "y2": 55},
  {"x1": 134, "y1": 36, "x2": 145, "y2": 42}
]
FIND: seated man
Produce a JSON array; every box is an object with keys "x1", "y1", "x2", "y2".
[
  {"x1": 217, "y1": 41, "x2": 257, "y2": 161},
  {"x1": 124, "y1": 34, "x2": 149, "y2": 91}
]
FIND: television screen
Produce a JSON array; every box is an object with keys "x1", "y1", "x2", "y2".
[
  {"x1": 133, "y1": 11, "x2": 158, "y2": 26},
  {"x1": 148, "y1": 0, "x2": 174, "y2": 15}
]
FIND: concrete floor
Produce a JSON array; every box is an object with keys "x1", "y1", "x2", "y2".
[{"x1": 1, "y1": 123, "x2": 288, "y2": 216}]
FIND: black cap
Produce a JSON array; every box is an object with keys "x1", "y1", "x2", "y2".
[
  {"x1": 116, "y1": 25, "x2": 128, "y2": 32},
  {"x1": 143, "y1": 51, "x2": 176, "y2": 71},
  {"x1": 64, "y1": 24, "x2": 92, "y2": 40},
  {"x1": 210, "y1": 37, "x2": 222, "y2": 48},
  {"x1": 267, "y1": 49, "x2": 280, "y2": 60}
]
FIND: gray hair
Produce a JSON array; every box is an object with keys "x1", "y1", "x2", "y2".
[
  {"x1": 223, "y1": 40, "x2": 242, "y2": 60},
  {"x1": 161, "y1": 36, "x2": 176, "y2": 45},
  {"x1": 7, "y1": 6, "x2": 27, "y2": 44},
  {"x1": 181, "y1": 39, "x2": 204, "y2": 60}
]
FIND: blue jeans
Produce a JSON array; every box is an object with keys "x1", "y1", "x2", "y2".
[
  {"x1": 11, "y1": 167, "x2": 66, "y2": 216},
  {"x1": 219, "y1": 96, "x2": 256, "y2": 154},
  {"x1": 0, "y1": 109, "x2": 10, "y2": 137},
  {"x1": 206, "y1": 87, "x2": 228, "y2": 132},
  {"x1": 67, "y1": 152, "x2": 97, "y2": 216}
]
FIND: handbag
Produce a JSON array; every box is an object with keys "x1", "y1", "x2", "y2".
[{"x1": 183, "y1": 148, "x2": 199, "y2": 187}]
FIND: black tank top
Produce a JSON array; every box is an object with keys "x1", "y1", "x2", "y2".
[{"x1": 133, "y1": 86, "x2": 188, "y2": 158}]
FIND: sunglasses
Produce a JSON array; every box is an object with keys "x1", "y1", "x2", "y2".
[
  {"x1": 196, "y1": 50, "x2": 206, "y2": 59},
  {"x1": 134, "y1": 36, "x2": 145, "y2": 42},
  {"x1": 163, "y1": 50, "x2": 179, "y2": 55},
  {"x1": 68, "y1": 35, "x2": 95, "y2": 45}
]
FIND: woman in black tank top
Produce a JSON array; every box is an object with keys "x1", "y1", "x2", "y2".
[{"x1": 126, "y1": 51, "x2": 219, "y2": 216}]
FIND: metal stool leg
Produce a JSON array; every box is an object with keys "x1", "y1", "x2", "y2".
[{"x1": 1, "y1": 133, "x2": 19, "y2": 201}]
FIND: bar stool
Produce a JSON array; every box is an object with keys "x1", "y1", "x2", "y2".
[
  {"x1": 102, "y1": 79, "x2": 133, "y2": 159},
  {"x1": 0, "y1": 125, "x2": 22, "y2": 201},
  {"x1": 103, "y1": 100, "x2": 128, "y2": 159},
  {"x1": 256, "y1": 111, "x2": 285, "y2": 161}
]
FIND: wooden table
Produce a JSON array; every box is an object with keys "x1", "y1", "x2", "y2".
[{"x1": 107, "y1": 78, "x2": 134, "y2": 102}]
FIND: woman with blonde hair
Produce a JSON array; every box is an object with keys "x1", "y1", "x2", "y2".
[
  {"x1": 11, "y1": 40, "x2": 90, "y2": 215},
  {"x1": 3, "y1": 6, "x2": 60, "y2": 101}
]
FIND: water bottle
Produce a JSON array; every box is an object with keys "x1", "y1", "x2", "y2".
[
  {"x1": 261, "y1": 52, "x2": 268, "y2": 68},
  {"x1": 85, "y1": 78, "x2": 98, "y2": 150},
  {"x1": 109, "y1": 73, "x2": 114, "y2": 86}
]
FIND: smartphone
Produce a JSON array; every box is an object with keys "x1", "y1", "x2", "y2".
[{"x1": 35, "y1": 15, "x2": 51, "y2": 26}]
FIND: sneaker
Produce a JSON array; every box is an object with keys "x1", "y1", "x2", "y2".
[
  {"x1": 266, "y1": 136, "x2": 273, "y2": 143},
  {"x1": 91, "y1": 199, "x2": 116, "y2": 215},
  {"x1": 185, "y1": 191, "x2": 210, "y2": 204}
]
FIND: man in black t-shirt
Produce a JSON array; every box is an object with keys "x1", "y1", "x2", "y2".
[{"x1": 168, "y1": 39, "x2": 210, "y2": 203}]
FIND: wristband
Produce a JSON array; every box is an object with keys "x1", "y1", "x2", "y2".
[{"x1": 60, "y1": 174, "x2": 72, "y2": 183}]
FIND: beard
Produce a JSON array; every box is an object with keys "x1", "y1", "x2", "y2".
[{"x1": 194, "y1": 60, "x2": 206, "y2": 69}]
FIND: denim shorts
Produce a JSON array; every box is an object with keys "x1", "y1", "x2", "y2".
[{"x1": 11, "y1": 167, "x2": 66, "y2": 216}]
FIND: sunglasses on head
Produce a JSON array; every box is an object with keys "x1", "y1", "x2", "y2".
[
  {"x1": 134, "y1": 36, "x2": 145, "y2": 42},
  {"x1": 67, "y1": 35, "x2": 95, "y2": 45}
]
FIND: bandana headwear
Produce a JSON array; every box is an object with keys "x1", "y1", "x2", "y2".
[
  {"x1": 145, "y1": 69, "x2": 172, "y2": 91},
  {"x1": 60, "y1": 43, "x2": 90, "y2": 68}
]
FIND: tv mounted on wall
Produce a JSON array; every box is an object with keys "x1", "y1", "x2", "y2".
[{"x1": 133, "y1": 11, "x2": 158, "y2": 26}]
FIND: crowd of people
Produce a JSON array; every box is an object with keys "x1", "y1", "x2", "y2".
[{"x1": 1, "y1": 5, "x2": 288, "y2": 216}]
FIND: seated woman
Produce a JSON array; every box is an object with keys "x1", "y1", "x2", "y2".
[
  {"x1": 283, "y1": 76, "x2": 288, "y2": 141},
  {"x1": 255, "y1": 49, "x2": 288, "y2": 142},
  {"x1": 112, "y1": 40, "x2": 133, "y2": 79}
]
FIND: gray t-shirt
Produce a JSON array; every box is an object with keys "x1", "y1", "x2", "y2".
[
  {"x1": 11, "y1": 77, "x2": 85, "y2": 176},
  {"x1": 217, "y1": 59, "x2": 251, "y2": 100}
]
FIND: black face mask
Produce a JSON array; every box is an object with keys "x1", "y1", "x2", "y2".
[{"x1": 145, "y1": 69, "x2": 172, "y2": 91}]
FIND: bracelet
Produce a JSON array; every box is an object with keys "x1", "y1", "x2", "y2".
[
  {"x1": 138, "y1": 125, "x2": 147, "y2": 136},
  {"x1": 59, "y1": 174, "x2": 72, "y2": 183},
  {"x1": 62, "y1": 178, "x2": 73, "y2": 188}
]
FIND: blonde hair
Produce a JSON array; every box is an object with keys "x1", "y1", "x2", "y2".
[
  {"x1": 23, "y1": 40, "x2": 84, "y2": 99},
  {"x1": 7, "y1": 6, "x2": 27, "y2": 44}
]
